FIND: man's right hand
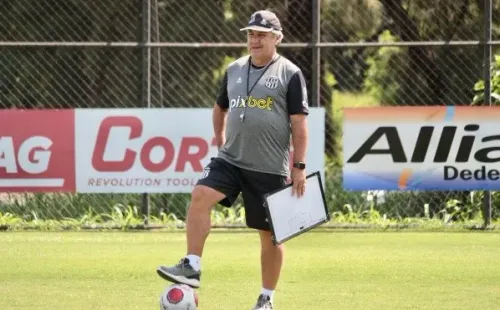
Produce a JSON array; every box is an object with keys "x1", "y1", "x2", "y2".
[
  {"x1": 212, "y1": 103, "x2": 227, "y2": 150},
  {"x1": 215, "y1": 137, "x2": 225, "y2": 149}
]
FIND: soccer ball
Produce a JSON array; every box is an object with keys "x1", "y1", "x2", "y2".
[{"x1": 159, "y1": 284, "x2": 198, "y2": 310}]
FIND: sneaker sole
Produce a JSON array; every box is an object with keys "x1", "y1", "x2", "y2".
[{"x1": 156, "y1": 267, "x2": 201, "y2": 288}]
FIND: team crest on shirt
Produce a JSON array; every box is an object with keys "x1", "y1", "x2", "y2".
[
  {"x1": 264, "y1": 76, "x2": 279, "y2": 89},
  {"x1": 201, "y1": 167, "x2": 210, "y2": 178}
]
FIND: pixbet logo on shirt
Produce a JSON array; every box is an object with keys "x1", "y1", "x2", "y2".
[{"x1": 229, "y1": 95, "x2": 274, "y2": 111}]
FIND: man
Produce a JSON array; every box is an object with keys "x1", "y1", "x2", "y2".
[{"x1": 157, "y1": 9, "x2": 309, "y2": 310}]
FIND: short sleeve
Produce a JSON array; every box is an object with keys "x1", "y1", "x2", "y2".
[
  {"x1": 286, "y1": 70, "x2": 309, "y2": 115},
  {"x1": 216, "y1": 71, "x2": 229, "y2": 109}
]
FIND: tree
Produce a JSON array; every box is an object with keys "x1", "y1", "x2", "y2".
[{"x1": 0, "y1": 0, "x2": 143, "y2": 109}]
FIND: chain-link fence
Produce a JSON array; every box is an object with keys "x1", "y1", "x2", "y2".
[{"x1": 1, "y1": 0, "x2": 499, "y2": 229}]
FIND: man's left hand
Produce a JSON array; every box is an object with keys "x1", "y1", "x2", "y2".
[{"x1": 291, "y1": 167, "x2": 306, "y2": 198}]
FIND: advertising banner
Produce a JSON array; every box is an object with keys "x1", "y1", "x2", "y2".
[
  {"x1": 75, "y1": 108, "x2": 325, "y2": 193},
  {"x1": 0, "y1": 110, "x2": 76, "y2": 192},
  {"x1": 343, "y1": 106, "x2": 500, "y2": 190},
  {"x1": 0, "y1": 108, "x2": 324, "y2": 193}
]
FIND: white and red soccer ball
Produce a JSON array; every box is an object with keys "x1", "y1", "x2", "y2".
[{"x1": 160, "y1": 284, "x2": 198, "y2": 310}]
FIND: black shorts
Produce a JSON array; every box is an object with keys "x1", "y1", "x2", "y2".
[{"x1": 196, "y1": 157, "x2": 287, "y2": 231}]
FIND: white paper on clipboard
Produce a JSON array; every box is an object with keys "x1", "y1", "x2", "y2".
[{"x1": 263, "y1": 171, "x2": 330, "y2": 245}]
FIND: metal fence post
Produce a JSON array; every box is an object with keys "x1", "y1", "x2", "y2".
[
  {"x1": 482, "y1": 0, "x2": 493, "y2": 229},
  {"x1": 311, "y1": 0, "x2": 321, "y2": 108},
  {"x1": 141, "y1": 0, "x2": 152, "y2": 226}
]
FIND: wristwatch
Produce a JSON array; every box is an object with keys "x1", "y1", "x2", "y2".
[{"x1": 293, "y1": 162, "x2": 306, "y2": 170}]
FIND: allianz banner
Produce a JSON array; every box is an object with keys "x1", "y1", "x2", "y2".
[{"x1": 342, "y1": 106, "x2": 500, "y2": 190}]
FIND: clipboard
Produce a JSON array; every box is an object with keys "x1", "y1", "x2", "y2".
[{"x1": 263, "y1": 171, "x2": 330, "y2": 245}]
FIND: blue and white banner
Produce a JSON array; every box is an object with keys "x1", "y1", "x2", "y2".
[{"x1": 342, "y1": 106, "x2": 500, "y2": 190}]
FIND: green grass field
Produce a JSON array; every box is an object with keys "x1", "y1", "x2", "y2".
[{"x1": 1, "y1": 231, "x2": 499, "y2": 310}]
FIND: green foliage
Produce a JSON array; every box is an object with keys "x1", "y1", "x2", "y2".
[
  {"x1": 211, "y1": 204, "x2": 246, "y2": 226},
  {"x1": 100, "y1": 205, "x2": 144, "y2": 229},
  {"x1": 362, "y1": 31, "x2": 404, "y2": 105},
  {"x1": 0, "y1": 212, "x2": 22, "y2": 226},
  {"x1": 329, "y1": 89, "x2": 380, "y2": 168},
  {"x1": 472, "y1": 54, "x2": 500, "y2": 105},
  {"x1": 466, "y1": 50, "x2": 500, "y2": 225},
  {"x1": 0, "y1": 186, "x2": 498, "y2": 231},
  {"x1": 331, "y1": 203, "x2": 386, "y2": 224}
]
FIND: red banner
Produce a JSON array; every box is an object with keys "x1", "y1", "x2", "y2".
[{"x1": 0, "y1": 110, "x2": 76, "y2": 192}]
